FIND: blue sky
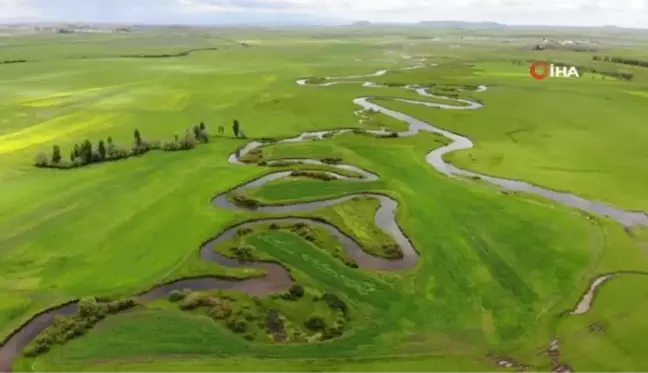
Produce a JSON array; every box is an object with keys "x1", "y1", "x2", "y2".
[{"x1": 1, "y1": 0, "x2": 647, "y2": 27}]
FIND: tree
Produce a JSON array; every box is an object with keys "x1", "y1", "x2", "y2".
[
  {"x1": 98, "y1": 140, "x2": 106, "y2": 160},
  {"x1": 193, "y1": 125, "x2": 201, "y2": 141},
  {"x1": 232, "y1": 120, "x2": 240, "y2": 137},
  {"x1": 106, "y1": 136, "x2": 114, "y2": 157},
  {"x1": 73, "y1": 143, "x2": 80, "y2": 159},
  {"x1": 134, "y1": 129, "x2": 142, "y2": 147},
  {"x1": 199, "y1": 122, "x2": 206, "y2": 131},
  {"x1": 70, "y1": 150, "x2": 75, "y2": 162},
  {"x1": 81, "y1": 139, "x2": 93, "y2": 164},
  {"x1": 51, "y1": 145, "x2": 62, "y2": 164}
]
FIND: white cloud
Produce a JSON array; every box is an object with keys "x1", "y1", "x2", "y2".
[
  {"x1": 0, "y1": 0, "x2": 42, "y2": 19},
  {"x1": 173, "y1": 0, "x2": 648, "y2": 27},
  {"x1": 1, "y1": 0, "x2": 647, "y2": 27}
]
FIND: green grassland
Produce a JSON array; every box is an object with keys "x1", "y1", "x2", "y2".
[{"x1": 1, "y1": 28, "x2": 648, "y2": 372}]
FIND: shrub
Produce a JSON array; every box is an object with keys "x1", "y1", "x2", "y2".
[
  {"x1": 148, "y1": 139, "x2": 162, "y2": 150},
  {"x1": 239, "y1": 148, "x2": 263, "y2": 164},
  {"x1": 230, "y1": 246, "x2": 254, "y2": 260},
  {"x1": 320, "y1": 157, "x2": 343, "y2": 165},
  {"x1": 290, "y1": 170, "x2": 336, "y2": 181},
  {"x1": 236, "y1": 228, "x2": 254, "y2": 237},
  {"x1": 179, "y1": 292, "x2": 207, "y2": 310},
  {"x1": 304, "y1": 316, "x2": 326, "y2": 331},
  {"x1": 34, "y1": 152, "x2": 49, "y2": 167},
  {"x1": 288, "y1": 284, "x2": 305, "y2": 299},
  {"x1": 168, "y1": 289, "x2": 191, "y2": 302},
  {"x1": 265, "y1": 309, "x2": 284, "y2": 333},
  {"x1": 321, "y1": 293, "x2": 347, "y2": 314},
  {"x1": 226, "y1": 318, "x2": 248, "y2": 333},
  {"x1": 230, "y1": 194, "x2": 260, "y2": 208},
  {"x1": 268, "y1": 223, "x2": 280, "y2": 230},
  {"x1": 381, "y1": 243, "x2": 403, "y2": 259},
  {"x1": 23, "y1": 340, "x2": 50, "y2": 357},
  {"x1": 78, "y1": 297, "x2": 106, "y2": 318},
  {"x1": 208, "y1": 301, "x2": 231, "y2": 319}
]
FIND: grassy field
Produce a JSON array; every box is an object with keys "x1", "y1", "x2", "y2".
[{"x1": 1, "y1": 27, "x2": 648, "y2": 372}]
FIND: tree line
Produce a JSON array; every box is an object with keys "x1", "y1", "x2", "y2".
[
  {"x1": 0, "y1": 59, "x2": 28, "y2": 65},
  {"x1": 593, "y1": 55, "x2": 648, "y2": 69},
  {"x1": 35, "y1": 119, "x2": 246, "y2": 169}
]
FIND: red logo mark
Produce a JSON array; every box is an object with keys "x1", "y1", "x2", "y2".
[{"x1": 529, "y1": 61, "x2": 550, "y2": 80}]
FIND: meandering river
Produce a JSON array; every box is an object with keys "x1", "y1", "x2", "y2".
[{"x1": 1, "y1": 61, "x2": 646, "y2": 372}]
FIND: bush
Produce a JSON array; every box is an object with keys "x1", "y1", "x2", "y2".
[
  {"x1": 381, "y1": 243, "x2": 403, "y2": 259},
  {"x1": 179, "y1": 292, "x2": 208, "y2": 310},
  {"x1": 268, "y1": 223, "x2": 280, "y2": 230},
  {"x1": 168, "y1": 289, "x2": 191, "y2": 302},
  {"x1": 230, "y1": 194, "x2": 260, "y2": 208},
  {"x1": 289, "y1": 284, "x2": 305, "y2": 299},
  {"x1": 304, "y1": 316, "x2": 326, "y2": 331},
  {"x1": 321, "y1": 293, "x2": 347, "y2": 314},
  {"x1": 290, "y1": 170, "x2": 336, "y2": 181},
  {"x1": 230, "y1": 246, "x2": 254, "y2": 260},
  {"x1": 106, "y1": 298, "x2": 137, "y2": 314},
  {"x1": 320, "y1": 157, "x2": 343, "y2": 165},
  {"x1": 208, "y1": 301, "x2": 231, "y2": 319},
  {"x1": 235, "y1": 228, "x2": 254, "y2": 237},
  {"x1": 239, "y1": 148, "x2": 263, "y2": 164},
  {"x1": 265, "y1": 309, "x2": 284, "y2": 333},
  {"x1": 78, "y1": 297, "x2": 106, "y2": 318},
  {"x1": 227, "y1": 318, "x2": 248, "y2": 333},
  {"x1": 34, "y1": 152, "x2": 49, "y2": 167}
]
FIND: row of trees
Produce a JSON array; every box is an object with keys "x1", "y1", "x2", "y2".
[
  {"x1": 36, "y1": 122, "x2": 209, "y2": 169},
  {"x1": 35, "y1": 119, "x2": 248, "y2": 169},
  {"x1": 593, "y1": 55, "x2": 648, "y2": 68}
]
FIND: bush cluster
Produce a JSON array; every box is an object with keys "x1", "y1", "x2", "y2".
[
  {"x1": 239, "y1": 148, "x2": 263, "y2": 164},
  {"x1": 229, "y1": 193, "x2": 260, "y2": 208},
  {"x1": 320, "y1": 157, "x2": 343, "y2": 165},
  {"x1": 381, "y1": 243, "x2": 404, "y2": 259},
  {"x1": 178, "y1": 292, "x2": 230, "y2": 316},
  {"x1": 23, "y1": 297, "x2": 137, "y2": 357},
  {"x1": 281, "y1": 284, "x2": 305, "y2": 301},
  {"x1": 265, "y1": 309, "x2": 285, "y2": 334},
  {"x1": 290, "y1": 170, "x2": 337, "y2": 181},
  {"x1": 168, "y1": 289, "x2": 192, "y2": 302},
  {"x1": 304, "y1": 316, "x2": 326, "y2": 331},
  {"x1": 320, "y1": 292, "x2": 348, "y2": 315},
  {"x1": 229, "y1": 245, "x2": 255, "y2": 260},
  {"x1": 289, "y1": 222, "x2": 357, "y2": 268}
]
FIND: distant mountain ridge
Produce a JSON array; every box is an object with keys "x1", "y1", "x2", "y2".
[{"x1": 350, "y1": 20, "x2": 646, "y2": 31}]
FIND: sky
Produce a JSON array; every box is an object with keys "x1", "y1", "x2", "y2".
[{"x1": 1, "y1": 0, "x2": 647, "y2": 28}]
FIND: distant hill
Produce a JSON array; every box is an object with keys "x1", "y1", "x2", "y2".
[{"x1": 416, "y1": 21, "x2": 507, "y2": 29}]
